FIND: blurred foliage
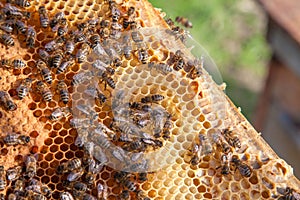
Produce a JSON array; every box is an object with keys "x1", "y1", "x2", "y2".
[{"x1": 149, "y1": 0, "x2": 271, "y2": 120}]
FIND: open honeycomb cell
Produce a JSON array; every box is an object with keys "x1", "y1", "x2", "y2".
[{"x1": 0, "y1": 0, "x2": 299, "y2": 199}]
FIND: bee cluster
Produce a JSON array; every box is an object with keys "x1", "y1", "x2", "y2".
[
  {"x1": 0, "y1": 1, "x2": 33, "y2": 48},
  {"x1": 187, "y1": 128, "x2": 254, "y2": 178},
  {"x1": 0, "y1": 154, "x2": 53, "y2": 200}
]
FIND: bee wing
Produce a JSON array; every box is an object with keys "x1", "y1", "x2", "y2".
[{"x1": 93, "y1": 146, "x2": 108, "y2": 164}]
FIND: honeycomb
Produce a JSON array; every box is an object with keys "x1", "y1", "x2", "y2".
[{"x1": 0, "y1": 0, "x2": 299, "y2": 199}]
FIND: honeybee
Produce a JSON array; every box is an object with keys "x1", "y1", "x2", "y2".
[
  {"x1": 66, "y1": 168, "x2": 84, "y2": 183},
  {"x1": 38, "y1": 6, "x2": 49, "y2": 28},
  {"x1": 84, "y1": 85, "x2": 107, "y2": 104},
  {"x1": 165, "y1": 18, "x2": 175, "y2": 28},
  {"x1": 117, "y1": 120, "x2": 143, "y2": 138},
  {"x1": 92, "y1": 59, "x2": 115, "y2": 75},
  {"x1": 199, "y1": 133, "x2": 213, "y2": 156},
  {"x1": 137, "y1": 49, "x2": 148, "y2": 64},
  {"x1": 51, "y1": 49, "x2": 63, "y2": 68},
  {"x1": 1, "y1": 58, "x2": 25, "y2": 69},
  {"x1": 57, "y1": 25, "x2": 68, "y2": 36},
  {"x1": 170, "y1": 50, "x2": 185, "y2": 71},
  {"x1": 114, "y1": 171, "x2": 136, "y2": 192},
  {"x1": 26, "y1": 26, "x2": 36, "y2": 48},
  {"x1": 122, "y1": 35, "x2": 132, "y2": 59},
  {"x1": 56, "y1": 56, "x2": 75, "y2": 74},
  {"x1": 14, "y1": 20, "x2": 27, "y2": 34},
  {"x1": 150, "y1": 108, "x2": 166, "y2": 137},
  {"x1": 0, "y1": 32, "x2": 14, "y2": 46},
  {"x1": 131, "y1": 30, "x2": 148, "y2": 63},
  {"x1": 111, "y1": 6, "x2": 120, "y2": 22},
  {"x1": 45, "y1": 36, "x2": 65, "y2": 52},
  {"x1": 277, "y1": 187, "x2": 300, "y2": 200},
  {"x1": 175, "y1": 16, "x2": 193, "y2": 28},
  {"x1": 25, "y1": 155, "x2": 37, "y2": 178},
  {"x1": 71, "y1": 182, "x2": 89, "y2": 198},
  {"x1": 57, "y1": 158, "x2": 82, "y2": 174},
  {"x1": 171, "y1": 26, "x2": 187, "y2": 43},
  {"x1": 123, "y1": 140, "x2": 146, "y2": 152},
  {"x1": 92, "y1": 131, "x2": 111, "y2": 149},
  {"x1": 0, "y1": 166, "x2": 6, "y2": 191},
  {"x1": 162, "y1": 115, "x2": 172, "y2": 140},
  {"x1": 129, "y1": 102, "x2": 151, "y2": 112},
  {"x1": 120, "y1": 190, "x2": 130, "y2": 200},
  {"x1": 41, "y1": 184, "x2": 52, "y2": 198},
  {"x1": 3, "y1": 133, "x2": 30, "y2": 145},
  {"x1": 93, "y1": 145, "x2": 109, "y2": 165},
  {"x1": 70, "y1": 118, "x2": 91, "y2": 129},
  {"x1": 0, "y1": 90, "x2": 16, "y2": 111},
  {"x1": 123, "y1": 6, "x2": 135, "y2": 29},
  {"x1": 212, "y1": 133, "x2": 232, "y2": 154},
  {"x1": 85, "y1": 160, "x2": 103, "y2": 185},
  {"x1": 26, "y1": 191, "x2": 47, "y2": 200},
  {"x1": 222, "y1": 129, "x2": 241, "y2": 150},
  {"x1": 0, "y1": 21, "x2": 13, "y2": 33},
  {"x1": 218, "y1": 154, "x2": 230, "y2": 175},
  {"x1": 49, "y1": 107, "x2": 71, "y2": 121},
  {"x1": 8, "y1": 0, "x2": 30, "y2": 7},
  {"x1": 60, "y1": 191, "x2": 75, "y2": 200},
  {"x1": 97, "y1": 183, "x2": 108, "y2": 200},
  {"x1": 102, "y1": 40, "x2": 120, "y2": 59},
  {"x1": 71, "y1": 71, "x2": 93, "y2": 86},
  {"x1": 90, "y1": 34, "x2": 100, "y2": 47},
  {"x1": 87, "y1": 18, "x2": 98, "y2": 29},
  {"x1": 101, "y1": 72, "x2": 116, "y2": 89},
  {"x1": 65, "y1": 39, "x2": 75, "y2": 55},
  {"x1": 148, "y1": 62, "x2": 172, "y2": 75},
  {"x1": 131, "y1": 30, "x2": 143, "y2": 44},
  {"x1": 76, "y1": 21, "x2": 87, "y2": 31},
  {"x1": 27, "y1": 178, "x2": 52, "y2": 197},
  {"x1": 57, "y1": 80, "x2": 69, "y2": 104},
  {"x1": 136, "y1": 190, "x2": 151, "y2": 200},
  {"x1": 112, "y1": 146, "x2": 129, "y2": 163},
  {"x1": 38, "y1": 49, "x2": 50, "y2": 63},
  {"x1": 6, "y1": 166, "x2": 22, "y2": 181},
  {"x1": 185, "y1": 58, "x2": 202, "y2": 79},
  {"x1": 135, "y1": 117, "x2": 150, "y2": 129},
  {"x1": 74, "y1": 30, "x2": 87, "y2": 43},
  {"x1": 36, "y1": 60, "x2": 52, "y2": 84},
  {"x1": 36, "y1": 80, "x2": 53, "y2": 102},
  {"x1": 13, "y1": 179, "x2": 25, "y2": 197},
  {"x1": 2, "y1": 3, "x2": 30, "y2": 18},
  {"x1": 189, "y1": 140, "x2": 200, "y2": 166},
  {"x1": 76, "y1": 42, "x2": 90, "y2": 63},
  {"x1": 141, "y1": 94, "x2": 164, "y2": 104},
  {"x1": 50, "y1": 12, "x2": 65, "y2": 29},
  {"x1": 76, "y1": 104, "x2": 97, "y2": 120},
  {"x1": 136, "y1": 172, "x2": 147, "y2": 182},
  {"x1": 231, "y1": 155, "x2": 252, "y2": 177},
  {"x1": 17, "y1": 77, "x2": 32, "y2": 99}
]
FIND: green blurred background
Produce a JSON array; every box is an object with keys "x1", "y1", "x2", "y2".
[{"x1": 149, "y1": 0, "x2": 271, "y2": 122}]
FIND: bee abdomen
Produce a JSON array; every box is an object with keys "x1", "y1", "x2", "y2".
[
  {"x1": 60, "y1": 90, "x2": 69, "y2": 104},
  {"x1": 1, "y1": 34, "x2": 14, "y2": 46},
  {"x1": 42, "y1": 91, "x2": 53, "y2": 102}
]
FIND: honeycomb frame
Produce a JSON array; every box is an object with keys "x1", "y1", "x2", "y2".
[{"x1": 0, "y1": 0, "x2": 299, "y2": 199}]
